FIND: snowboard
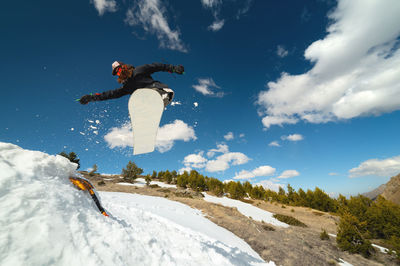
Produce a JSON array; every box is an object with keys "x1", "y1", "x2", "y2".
[{"x1": 128, "y1": 89, "x2": 164, "y2": 155}]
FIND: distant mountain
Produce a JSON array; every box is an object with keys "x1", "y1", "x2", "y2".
[
  {"x1": 363, "y1": 173, "x2": 400, "y2": 205},
  {"x1": 381, "y1": 173, "x2": 400, "y2": 205},
  {"x1": 363, "y1": 183, "x2": 386, "y2": 200}
]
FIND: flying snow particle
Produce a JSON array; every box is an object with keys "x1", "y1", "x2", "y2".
[
  {"x1": 88, "y1": 120, "x2": 94, "y2": 123},
  {"x1": 193, "y1": 102, "x2": 199, "y2": 107},
  {"x1": 93, "y1": 131, "x2": 99, "y2": 135},
  {"x1": 70, "y1": 128, "x2": 74, "y2": 131},
  {"x1": 95, "y1": 120, "x2": 100, "y2": 124},
  {"x1": 79, "y1": 132, "x2": 85, "y2": 136}
]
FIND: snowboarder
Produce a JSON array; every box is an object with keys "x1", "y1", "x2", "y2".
[{"x1": 78, "y1": 61, "x2": 185, "y2": 106}]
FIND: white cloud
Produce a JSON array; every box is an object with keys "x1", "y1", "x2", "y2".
[
  {"x1": 234, "y1": 165, "x2": 276, "y2": 180},
  {"x1": 104, "y1": 122, "x2": 133, "y2": 149},
  {"x1": 236, "y1": 0, "x2": 253, "y2": 19},
  {"x1": 277, "y1": 170, "x2": 300, "y2": 179},
  {"x1": 208, "y1": 19, "x2": 225, "y2": 32},
  {"x1": 255, "y1": 179, "x2": 284, "y2": 192},
  {"x1": 207, "y1": 143, "x2": 229, "y2": 158},
  {"x1": 349, "y1": 155, "x2": 400, "y2": 178},
  {"x1": 91, "y1": 0, "x2": 117, "y2": 15},
  {"x1": 329, "y1": 172, "x2": 339, "y2": 176},
  {"x1": 277, "y1": 45, "x2": 289, "y2": 58},
  {"x1": 104, "y1": 120, "x2": 196, "y2": 153},
  {"x1": 192, "y1": 78, "x2": 224, "y2": 97},
  {"x1": 156, "y1": 120, "x2": 197, "y2": 152},
  {"x1": 183, "y1": 152, "x2": 207, "y2": 169},
  {"x1": 202, "y1": 0, "x2": 253, "y2": 31},
  {"x1": 178, "y1": 167, "x2": 192, "y2": 174},
  {"x1": 268, "y1": 141, "x2": 281, "y2": 147},
  {"x1": 281, "y1": 134, "x2": 304, "y2": 142},
  {"x1": 239, "y1": 133, "x2": 245, "y2": 138},
  {"x1": 206, "y1": 152, "x2": 250, "y2": 172},
  {"x1": 224, "y1": 132, "x2": 234, "y2": 141},
  {"x1": 257, "y1": 0, "x2": 400, "y2": 129},
  {"x1": 125, "y1": 0, "x2": 187, "y2": 52}
]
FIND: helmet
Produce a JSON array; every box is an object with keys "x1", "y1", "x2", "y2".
[{"x1": 112, "y1": 61, "x2": 124, "y2": 76}]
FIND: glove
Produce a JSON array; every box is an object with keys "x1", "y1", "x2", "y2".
[
  {"x1": 79, "y1": 94, "x2": 94, "y2": 105},
  {"x1": 173, "y1": 65, "x2": 184, "y2": 74}
]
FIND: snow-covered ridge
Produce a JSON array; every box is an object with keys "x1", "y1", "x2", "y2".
[{"x1": 0, "y1": 142, "x2": 273, "y2": 265}]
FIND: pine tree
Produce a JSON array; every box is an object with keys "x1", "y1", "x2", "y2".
[
  {"x1": 164, "y1": 170, "x2": 173, "y2": 184},
  {"x1": 177, "y1": 171, "x2": 189, "y2": 188},
  {"x1": 59, "y1": 151, "x2": 80, "y2": 169},
  {"x1": 151, "y1": 171, "x2": 157, "y2": 179},
  {"x1": 336, "y1": 212, "x2": 372, "y2": 257},
  {"x1": 145, "y1": 175, "x2": 152, "y2": 186},
  {"x1": 122, "y1": 161, "x2": 143, "y2": 183}
]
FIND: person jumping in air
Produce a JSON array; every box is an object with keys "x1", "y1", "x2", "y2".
[{"x1": 79, "y1": 61, "x2": 185, "y2": 106}]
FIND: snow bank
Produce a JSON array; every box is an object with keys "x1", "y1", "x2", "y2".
[
  {"x1": 202, "y1": 193, "x2": 289, "y2": 228},
  {"x1": 0, "y1": 143, "x2": 273, "y2": 266},
  {"x1": 118, "y1": 178, "x2": 177, "y2": 188}
]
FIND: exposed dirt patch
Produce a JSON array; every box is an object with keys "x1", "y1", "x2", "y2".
[{"x1": 82, "y1": 174, "x2": 396, "y2": 266}]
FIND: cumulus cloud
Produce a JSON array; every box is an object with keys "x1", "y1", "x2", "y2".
[
  {"x1": 281, "y1": 134, "x2": 304, "y2": 142},
  {"x1": 268, "y1": 141, "x2": 281, "y2": 147},
  {"x1": 224, "y1": 132, "x2": 234, "y2": 141},
  {"x1": 104, "y1": 120, "x2": 196, "y2": 153},
  {"x1": 104, "y1": 122, "x2": 133, "y2": 149},
  {"x1": 206, "y1": 152, "x2": 250, "y2": 172},
  {"x1": 207, "y1": 143, "x2": 229, "y2": 158},
  {"x1": 277, "y1": 170, "x2": 300, "y2": 179},
  {"x1": 183, "y1": 143, "x2": 250, "y2": 173},
  {"x1": 349, "y1": 155, "x2": 400, "y2": 178},
  {"x1": 125, "y1": 0, "x2": 187, "y2": 52},
  {"x1": 156, "y1": 120, "x2": 197, "y2": 152},
  {"x1": 178, "y1": 166, "x2": 192, "y2": 174},
  {"x1": 254, "y1": 179, "x2": 284, "y2": 192},
  {"x1": 277, "y1": 45, "x2": 289, "y2": 58},
  {"x1": 91, "y1": 0, "x2": 117, "y2": 15},
  {"x1": 234, "y1": 165, "x2": 276, "y2": 180},
  {"x1": 183, "y1": 152, "x2": 208, "y2": 169},
  {"x1": 257, "y1": 0, "x2": 400, "y2": 129},
  {"x1": 192, "y1": 78, "x2": 224, "y2": 97}
]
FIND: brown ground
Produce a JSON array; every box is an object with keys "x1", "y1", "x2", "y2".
[{"x1": 83, "y1": 173, "x2": 398, "y2": 266}]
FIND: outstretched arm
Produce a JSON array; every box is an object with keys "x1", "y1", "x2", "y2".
[
  {"x1": 79, "y1": 86, "x2": 133, "y2": 104},
  {"x1": 134, "y1": 63, "x2": 185, "y2": 76}
]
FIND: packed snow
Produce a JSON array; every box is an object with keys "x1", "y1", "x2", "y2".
[
  {"x1": 202, "y1": 193, "x2": 289, "y2": 228},
  {"x1": 117, "y1": 177, "x2": 177, "y2": 188},
  {"x1": 0, "y1": 142, "x2": 274, "y2": 266}
]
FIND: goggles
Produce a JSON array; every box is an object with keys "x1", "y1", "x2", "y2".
[{"x1": 116, "y1": 67, "x2": 122, "y2": 76}]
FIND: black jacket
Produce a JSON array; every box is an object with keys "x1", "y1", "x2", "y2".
[{"x1": 93, "y1": 63, "x2": 174, "y2": 101}]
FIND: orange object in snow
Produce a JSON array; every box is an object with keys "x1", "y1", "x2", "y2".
[{"x1": 69, "y1": 176, "x2": 109, "y2": 217}]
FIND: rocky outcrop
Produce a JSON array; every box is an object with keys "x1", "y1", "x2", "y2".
[{"x1": 381, "y1": 173, "x2": 400, "y2": 205}]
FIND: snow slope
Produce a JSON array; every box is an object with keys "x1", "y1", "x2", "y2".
[
  {"x1": 117, "y1": 177, "x2": 177, "y2": 188},
  {"x1": 0, "y1": 143, "x2": 273, "y2": 266},
  {"x1": 202, "y1": 193, "x2": 289, "y2": 228}
]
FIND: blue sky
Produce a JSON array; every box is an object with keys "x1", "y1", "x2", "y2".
[{"x1": 1, "y1": 0, "x2": 400, "y2": 196}]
